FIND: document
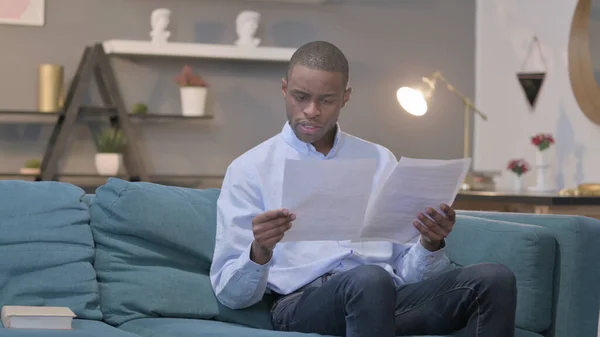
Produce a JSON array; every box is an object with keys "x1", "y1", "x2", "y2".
[
  {"x1": 280, "y1": 158, "x2": 377, "y2": 242},
  {"x1": 280, "y1": 157, "x2": 471, "y2": 244}
]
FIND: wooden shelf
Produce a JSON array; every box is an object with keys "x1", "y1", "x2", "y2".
[
  {"x1": 102, "y1": 40, "x2": 296, "y2": 62},
  {"x1": 0, "y1": 107, "x2": 213, "y2": 124}
]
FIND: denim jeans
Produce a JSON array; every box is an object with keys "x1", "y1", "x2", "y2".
[{"x1": 270, "y1": 263, "x2": 517, "y2": 337}]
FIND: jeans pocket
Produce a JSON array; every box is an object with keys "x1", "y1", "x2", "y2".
[{"x1": 271, "y1": 291, "x2": 304, "y2": 331}]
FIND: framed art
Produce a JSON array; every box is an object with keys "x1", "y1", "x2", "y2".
[{"x1": 0, "y1": 0, "x2": 45, "y2": 27}]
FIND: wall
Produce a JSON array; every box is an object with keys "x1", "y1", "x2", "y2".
[
  {"x1": 475, "y1": 0, "x2": 600, "y2": 191},
  {"x1": 0, "y1": 0, "x2": 475, "y2": 182}
]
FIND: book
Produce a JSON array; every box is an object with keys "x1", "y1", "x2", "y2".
[
  {"x1": 1, "y1": 306, "x2": 76, "y2": 330},
  {"x1": 280, "y1": 157, "x2": 471, "y2": 244}
]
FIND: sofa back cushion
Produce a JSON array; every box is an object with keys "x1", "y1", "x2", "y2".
[
  {"x1": 447, "y1": 215, "x2": 556, "y2": 333},
  {"x1": 89, "y1": 178, "x2": 273, "y2": 328},
  {"x1": 0, "y1": 181, "x2": 102, "y2": 320}
]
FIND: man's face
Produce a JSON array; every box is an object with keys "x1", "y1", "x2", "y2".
[{"x1": 281, "y1": 65, "x2": 351, "y2": 146}]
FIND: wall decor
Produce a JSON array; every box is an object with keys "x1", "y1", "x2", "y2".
[
  {"x1": 516, "y1": 36, "x2": 547, "y2": 110},
  {"x1": 235, "y1": 10, "x2": 261, "y2": 47},
  {"x1": 568, "y1": 0, "x2": 600, "y2": 125},
  {"x1": 0, "y1": 0, "x2": 44, "y2": 26},
  {"x1": 150, "y1": 8, "x2": 171, "y2": 44}
]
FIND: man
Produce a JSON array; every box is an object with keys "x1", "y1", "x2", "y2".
[{"x1": 210, "y1": 40, "x2": 517, "y2": 337}]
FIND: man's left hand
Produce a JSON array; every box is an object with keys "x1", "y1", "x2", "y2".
[{"x1": 412, "y1": 203, "x2": 456, "y2": 251}]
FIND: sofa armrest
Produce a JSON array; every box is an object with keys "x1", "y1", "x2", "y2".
[
  {"x1": 456, "y1": 211, "x2": 600, "y2": 337},
  {"x1": 446, "y1": 215, "x2": 556, "y2": 333}
]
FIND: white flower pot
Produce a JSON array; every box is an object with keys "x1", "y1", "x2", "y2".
[
  {"x1": 180, "y1": 86, "x2": 207, "y2": 116},
  {"x1": 95, "y1": 153, "x2": 122, "y2": 176},
  {"x1": 20, "y1": 168, "x2": 40, "y2": 175}
]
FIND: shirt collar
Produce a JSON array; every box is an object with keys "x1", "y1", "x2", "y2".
[{"x1": 281, "y1": 121, "x2": 344, "y2": 157}]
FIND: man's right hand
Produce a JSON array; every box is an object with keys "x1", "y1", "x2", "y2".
[{"x1": 250, "y1": 209, "x2": 295, "y2": 265}]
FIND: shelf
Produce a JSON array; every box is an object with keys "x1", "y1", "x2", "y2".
[
  {"x1": 102, "y1": 40, "x2": 296, "y2": 62},
  {"x1": 0, "y1": 107, "x2": 213, "y2": 124}
]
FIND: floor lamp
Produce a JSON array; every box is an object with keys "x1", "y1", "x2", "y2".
[{"x1": 396, "y1": 71, "x2": 488, "y2": 190}]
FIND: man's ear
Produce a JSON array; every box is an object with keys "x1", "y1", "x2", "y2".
[
  {"x1": 281, "y1": 77, "x2": 288, "y2": 99},
  {"x1": 342, "y1": 87, "x2": 352, "y2": 108}
]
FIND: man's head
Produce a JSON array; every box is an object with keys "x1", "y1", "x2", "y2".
[{"x1": 282, "y1": 41, "x2": 351, "y2": 152}]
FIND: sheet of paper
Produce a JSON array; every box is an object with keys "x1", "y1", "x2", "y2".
[
  {"x1": 360, "y1": 157, "x2": 471, "y2": 244},
  {"x1": 280, "y1": 158, "x2": 377, "y2": 242}
]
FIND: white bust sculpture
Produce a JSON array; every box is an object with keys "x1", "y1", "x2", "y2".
[
  {"x1": 235, "y1": 10, "x2": 261, "y2": 47},
  {"x1": 150, "y1": 8, "x2": 171, "y2": 43}
]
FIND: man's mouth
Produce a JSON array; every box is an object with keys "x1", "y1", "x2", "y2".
[{"x1": 298, "y1": 123, "x2": 321, "y2": 135}]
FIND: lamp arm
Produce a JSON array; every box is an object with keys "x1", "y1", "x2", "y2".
[{"x1": 431, "y1": 72, "x2": 488, "y2": 121}]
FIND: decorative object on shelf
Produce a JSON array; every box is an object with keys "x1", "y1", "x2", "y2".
[
  {"x1": 131, "y1": 102, "x2": 148, "y2": 114},
  {"x1": 559, "y1": 183, "x2": 600, "y2": 196},
  {"x1": 0, "y1": 0, "x2": 45, "y2": 26},
  {"x1": 517, "y1": 36, "x2": 547, "y2": 110},
  {"x1": 20, "y1": 159, "x2": 41, "y2": 175},
  {"x1": 37, "y1": 64, "x2": 64, "y2": 113},
  {"x1": 95, "y1": 127, "x2": 125, "y2": 176},
  {"x1": 174, "y1": 65, "x2": 209, "y2": 116},
  {"x1": 150, "y1": 8, "x2": 171, "y2": 44},
  {"x1": 396, "y1": 71, "x2": 488, "y2": 190},
  {"x1": 235, "y1": 10, "x2": 261, "y2": 47},
  {"x1": 529, "y1": 133, "x2": 555, "y2": 192},
  {"x1": 507, "y1": 159, "x2": 530, "y2": 192}
]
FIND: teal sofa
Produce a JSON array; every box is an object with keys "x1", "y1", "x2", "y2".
[{"x1": 0, "y1": 178, "x2": 598, "y2": 337}]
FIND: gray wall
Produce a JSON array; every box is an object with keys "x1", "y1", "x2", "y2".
[{"x1": 0, "y1": 0, "x2": 475, "y2": 182}]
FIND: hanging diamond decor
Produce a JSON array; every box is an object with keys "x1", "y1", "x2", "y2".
[{"x1": 517, "y1": 36, "x2": 547, "y2": 110}]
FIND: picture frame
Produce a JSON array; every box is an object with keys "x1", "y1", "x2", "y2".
[{"x1": 0, "y1": 0, "x2": 45, "y2": 27}]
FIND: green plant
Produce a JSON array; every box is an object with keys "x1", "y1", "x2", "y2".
[
  {"x1": 131, "y1": 102, "x2": 148, "y2": 114},
  {"x1": 174, "y1": 65, "x2": 209, "y2": 87},
  {"x1": 24, "y1": 159, "x2": 40, "y2": 169},
  {"x1": 97, "y1": 127, "x2": 126, "y2": 153}
]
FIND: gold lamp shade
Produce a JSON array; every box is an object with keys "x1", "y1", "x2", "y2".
[{"x1": 38, "y1": 64, "x2": 64, "y2": 112}]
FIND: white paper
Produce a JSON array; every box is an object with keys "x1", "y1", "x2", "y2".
[
  {"x1": 360, "y1": 157, "x2": 471, "y2": 244},
  {"x1": 280, "y1": 158, "x2": 377, "y2": 242}
]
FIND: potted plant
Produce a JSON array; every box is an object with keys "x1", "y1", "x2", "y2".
[
  {"x1": 20, "y1": 159, "x2": 41, "y2": 175},
  {"x1": 507, "y1": 159, "x2": 529, "y2": 191},
  {"x1": 174, "y1": 65, "x2": 209, "y2": 116},
  {"x1": 530, "y1": 133, "x2": 555, "y2": 191},
  {"x1": 95, "y1": 127, "x2": 125, "y2": 176},
  {"x1": 131, "y1": 102, "x2": 148, "y2": 114}
]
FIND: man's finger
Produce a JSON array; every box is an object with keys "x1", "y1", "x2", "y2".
[
  {"x1": 441, "y1": 203, "x2": 456, "y2": 222},
  {"x1": 253, "y1": 209, "x2": 289, "y2": 224},
  {"x1": 413, "y1": 221, "x2": 442, "y2": 242},
  {"x1": 256, "y1": 223, "x2": 292, "y2": 244},
  {"x1": 418, "y1": 213, "x2": 448, "y2": 238}
]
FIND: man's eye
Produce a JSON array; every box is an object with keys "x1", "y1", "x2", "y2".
[{"x1": 295, "y1": 95, "x2": 307, "y2": 101}]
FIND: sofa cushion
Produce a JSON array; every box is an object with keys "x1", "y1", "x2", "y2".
[
  {"x1": 89, "y1": 178, "x2": 274, "y2": 328},
  {"x1": 446, "y1": 215, "x2": 556, "y2": 333},
  {"x1": 118, "y1": 318, "x2": 543, "y2": 337},
  {"x1": 0, "y1": 181, "x2": 102, "y2": 320},
  {"x1": 0, "y1": 319, "x2": 141, "y2": 337}
]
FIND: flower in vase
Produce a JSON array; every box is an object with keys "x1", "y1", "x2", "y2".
[
  {"x1": 531, "y1": 133, "x2": 555, "y2": 151},
  {"x1": 507, "y1": 159, "x2": 530, "y2": 176}
]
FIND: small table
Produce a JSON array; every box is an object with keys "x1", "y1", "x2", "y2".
[{"x1": 453, "y1": 190, "x2": 600, "y2": 220}]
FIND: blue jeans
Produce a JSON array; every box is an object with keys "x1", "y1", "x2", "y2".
[{"x1": 270, "y1": 263, "x2": 517, "y2": 337}]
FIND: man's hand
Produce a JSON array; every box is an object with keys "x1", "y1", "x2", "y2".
[
  {"x1": 250, "y1": 208, "x2": 295, "y2": 265},
  {"x1": 412, "y1": 203, "x2": 456, "y2": 251}
]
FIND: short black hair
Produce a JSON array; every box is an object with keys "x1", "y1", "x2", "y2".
[{"x1": 287, "y1": 41, "x2": 349, "y2": 87}]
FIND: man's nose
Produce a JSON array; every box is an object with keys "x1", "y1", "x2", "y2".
[{"x1": 303, "y1": 101, "x2": 320, "y2": 118}]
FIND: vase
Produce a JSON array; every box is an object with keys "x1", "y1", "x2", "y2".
[
  {"x1": 180, "y1": 86, "x2": 207, "y2": 116},
  {"x1": 95, "y1": 153, "x2": 122, "y2": 176},
  {"x1": 530, "y1": 150, "x2": 553, "y2": 192},
  {"x1": 38, "y1": 64, "x2": 64, "y2": 112},
  {"x1": 514, "y1": 175, "x2": 524, "y2": 192}
]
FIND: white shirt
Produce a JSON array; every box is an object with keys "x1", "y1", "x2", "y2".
[{"x1": 209, "y1": 122, "x2": 451, "y2": 310}]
